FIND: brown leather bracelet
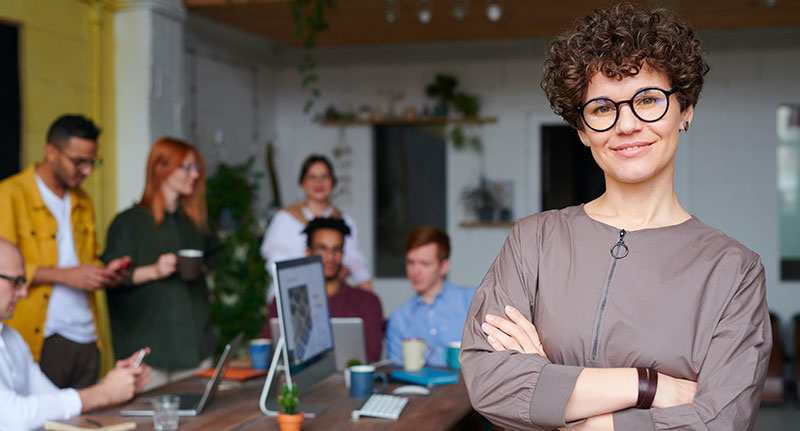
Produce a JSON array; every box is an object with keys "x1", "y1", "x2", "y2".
[
  {"x1": 635, "y1": 367, "x2": 648, "y2": 408},
  {"x1": 638, "y1": 368, "x2": 658, "y2": 409}
]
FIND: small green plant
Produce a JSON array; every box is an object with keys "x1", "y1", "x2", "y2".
[
  {"x1": 278, "y1": 384, "x2": 300, "y2": 415},
  {"x1": 346, "y1": 358, "x2": 362, "y2": 368},
  {"x1": 425, "y1": 74, "x2": 458, "y2": 108}
]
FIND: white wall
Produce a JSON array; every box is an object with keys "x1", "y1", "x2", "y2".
[
  {"x1": 184, "y1": 18, "x2": 800, "y2": 323},
  {"x1": 183, "y1": 14, "x2": 280, "y2": 217}
]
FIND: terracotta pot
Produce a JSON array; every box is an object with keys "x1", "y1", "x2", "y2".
[{"x1": 277, "y1": 412, "x2": 305, "y2": 431}]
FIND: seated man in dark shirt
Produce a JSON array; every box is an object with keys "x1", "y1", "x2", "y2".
[{"x1": 262, "y1": 217, "x2": 384, "y2": 362}]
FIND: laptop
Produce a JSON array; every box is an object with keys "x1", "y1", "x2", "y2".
[
  {"x1": 270, "y1": 317, "x2": 367, "y2": 370},
  {"x1": 121, "y1": 333, "x2": 243, "y2": 417}
]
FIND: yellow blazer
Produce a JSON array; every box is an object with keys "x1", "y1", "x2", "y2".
[{"x1": 0, "y1": 164, "x2": 104, "y2": 361}]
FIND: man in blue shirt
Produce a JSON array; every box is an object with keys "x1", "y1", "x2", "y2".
[{"x1": 386, "y1": 227, "x2": 475, "y2": 368}]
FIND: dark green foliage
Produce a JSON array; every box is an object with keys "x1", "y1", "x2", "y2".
[
  {"x1": 291, "y1": 0, "x2": 336, "y2": 114},
  {"x1": 278, "y1": 384, "x2": 300, "y2": 415},
  {"x1": 206, "y1": 158, "x2": 269, "y2": 355},
  {"x1": 425, "y1": 74, "x2": 459, "y2": 104},
  {"x1": 453, "y1": 92, "x2": 480, "y2": 118}
]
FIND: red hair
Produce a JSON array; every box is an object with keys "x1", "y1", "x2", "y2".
[{"x1": 138, "y1": 137, "x2": 208, "y2": 230}]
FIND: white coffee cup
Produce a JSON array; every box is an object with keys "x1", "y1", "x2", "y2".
[{"x1": 402, "y1": 338, "x2": 432, "y2": 371}]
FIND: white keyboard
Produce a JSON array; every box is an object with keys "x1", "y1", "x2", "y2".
[{"x1": 351, "y1": 394, "x2": 409, "y2": 420}]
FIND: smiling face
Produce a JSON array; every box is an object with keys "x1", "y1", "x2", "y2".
[
  {"x1": 307, "y1": 228, "x2": 345, "y2": 281},
  {"x1": 163, "y1": 152, "x2": 200, "y2": 197},
  {"x1": 301, "y1": 161, "x2": 334, "y2": 203},
  {"x1": 577, "y1": 65, "x2": 694, "y2": 187}
]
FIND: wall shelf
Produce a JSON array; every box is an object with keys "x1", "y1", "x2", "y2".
[
  {"x1": 319, "y1": 116, "x2": 498, "y2": 126},
  {"x1": 459, "y1": 220, "x2": 515, "y2": 228}
]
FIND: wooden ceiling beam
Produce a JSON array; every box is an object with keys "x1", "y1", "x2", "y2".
[{"x1": 185, "y1": 0, "x2": 800, "y2": 47}]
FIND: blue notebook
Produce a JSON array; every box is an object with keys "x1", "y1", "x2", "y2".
[{"x1": 390, "y1": 368, "x2": 459, "y2": 387}]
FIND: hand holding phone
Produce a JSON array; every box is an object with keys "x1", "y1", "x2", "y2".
[{"x1": 133, "y1": 348, "x2": 148, "y2": 367}]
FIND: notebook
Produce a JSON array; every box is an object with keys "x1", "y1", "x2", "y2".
[{"x1": 389, "y1": 368, "x2": 459, "y2": 387}]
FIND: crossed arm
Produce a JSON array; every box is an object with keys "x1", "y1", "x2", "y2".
[{"x1": 481, "y1": 305, "x2": 697, "y2": 430}]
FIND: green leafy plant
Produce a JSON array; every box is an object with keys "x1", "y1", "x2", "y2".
[
  {"x1": 425, "y1": 74, "x2": 458, "y2": 109},
  {"x1": 424, "y1": 73, "x2": 483, "y2": 151},
  {"x1": 461, "y1": 177, "x2": 498, "y2": 222},
  {"x1": 206, "y1": 158, "x2": 268, "y2": 354},
  {"x1": 278, "y1": 383, "x2": 300, "y2": 415},
  {"x1": 292, "y1": 0, "x2": 336, "y2": 114}
]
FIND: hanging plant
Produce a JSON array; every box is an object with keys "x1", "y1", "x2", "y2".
[{"x1": 292, "y1": 0, "x2": 336, "y2": 114}]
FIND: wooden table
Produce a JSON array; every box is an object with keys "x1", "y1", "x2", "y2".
[{"x1": 60, "y1": 368, "x2": 475, "y2": 431}]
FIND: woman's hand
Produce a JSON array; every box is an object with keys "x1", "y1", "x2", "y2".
[
  {"x1": 154, "y1": 253, "x2": 178, "y2": 279},
  {"x1": 131, "y1": 253, "x2": 177, "y2": 284},
  {"x1": 652, "y1": 373, "x2": 697, "y2": 409},
  {"x1": 481, "y1": 305, "x2": 548, "y2": 359}
]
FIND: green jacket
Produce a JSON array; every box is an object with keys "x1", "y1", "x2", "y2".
[{"x1": 101, "y1": 205, "x2": 219, "y2": 369}]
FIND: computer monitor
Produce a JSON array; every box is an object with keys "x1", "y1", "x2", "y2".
[
  {"x1": 274, "y1": 255, "x2": 335, "y2": 368},
  {"x1": 261, "y1": 256, "x2": 336, "y2": 416}
]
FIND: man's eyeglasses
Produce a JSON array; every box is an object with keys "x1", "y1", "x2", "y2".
[
  {"x1": 59, "y1": 150, "x2": 103, "y2": 170},
  {"x1": 577, "y1": 87, "x2": 676, "y2": 132},
  {"x1": 0, "y1": 274, "x2": 27, "y2": 289},
  {"x1": 311, "y1": 245, "x2": 343, "y2": 256}
]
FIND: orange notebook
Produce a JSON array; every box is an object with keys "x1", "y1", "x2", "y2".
[{"x1": 196, "y1": 367, "x2": 267, "y2": 381}]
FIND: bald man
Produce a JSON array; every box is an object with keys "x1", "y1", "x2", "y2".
[{"x1": 0, "y1": 239, "x2": 150, "y2": 431}]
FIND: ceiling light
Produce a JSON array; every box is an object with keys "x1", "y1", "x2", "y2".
[
  {"x1": 486, "y1": 1, "x2": 503, "y2": 22},
  {"x1": 385, "y1": 0, "x2": 397, "y2": 23},
  {"x1": 418, "y1": 0, "x2": 433, "y2": 24},
  {"x1": 452, "y1": 0, "x2": 468, "y2": 21}
]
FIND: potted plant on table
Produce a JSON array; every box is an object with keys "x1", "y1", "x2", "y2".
[{"x1": 277, "y1": 383, "x2": 304, "y2": 431}]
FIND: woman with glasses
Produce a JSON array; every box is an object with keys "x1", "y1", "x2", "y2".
[
  {"x1": 461, "y1": 5, "x2": 770, "y2": 431},
  {"x1": 260, "y1": 154, "x2": 372, "y2": 293},
  {"x1": 101, "y1": 137, "x2": 220, "y2": 389}
]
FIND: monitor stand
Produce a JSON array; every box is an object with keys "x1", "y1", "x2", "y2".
[{"x1": 259, "y1": 336, "x2": 334, "y2": 418}]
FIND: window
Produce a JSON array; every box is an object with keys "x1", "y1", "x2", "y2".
[
  {"x1": 0, "y1": 22, "x2": 20, "y2": 181},
  {"x1": 778, "y1": 105, "x2": 800, "y2": 280},
  {"x1": 374, "y1": 125, "x2": 446, "y2": 277},
  {"x1": 541, "y1": 125, "x2": 604, "y2": 211}
]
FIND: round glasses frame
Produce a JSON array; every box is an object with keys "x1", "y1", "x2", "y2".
[{"x1": 577, "y1": 88, "x2": 676, "y2": 132}]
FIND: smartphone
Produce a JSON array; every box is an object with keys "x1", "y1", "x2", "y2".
[
  {"x1": 120, "y1": 261, "x2": 136, "y2": 271},
  {"x1": 133, "y1": 348, "x2": 147, "y2": 367}
]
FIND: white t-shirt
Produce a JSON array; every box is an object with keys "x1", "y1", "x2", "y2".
[
  {"x1": 0, "y1": 323, "x2": 82, "y2": 430},
  {"x1": 259, "y1": 205, "x2": 371, "y2": 300},
  {"x1": 34, "y1": 174, "x2": 96, "y2": 344}
]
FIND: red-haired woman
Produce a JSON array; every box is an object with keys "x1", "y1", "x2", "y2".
[{"x1": 102, "y1": 137, "x2": 219, "y2": 389}]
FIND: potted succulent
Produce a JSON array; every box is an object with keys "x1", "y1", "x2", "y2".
[{"x1": 277, "y1": 383, "x2": 304, "y2": 431}]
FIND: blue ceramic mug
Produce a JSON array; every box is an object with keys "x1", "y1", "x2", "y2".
[
  {"x1": 446, "y1": 341, "x2": 461, "y2": 370},
  {"x1": 248, "y1": 338, "x2": 272, "y2": 370},
  {"x1": 349, "y1": 365, "x2": 388, "y2": 398}
]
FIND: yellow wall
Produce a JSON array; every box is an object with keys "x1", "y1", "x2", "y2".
[
  {"x1": 0, "y1": 0, "x2": 118, "y2": 374},
  {"x1": 0, "y1": 0, "x2": 117, "y2": 237}
]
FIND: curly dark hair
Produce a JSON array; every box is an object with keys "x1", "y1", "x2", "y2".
[{"x1": 541, "y1": 3, "x2": 709, "y2": 130}]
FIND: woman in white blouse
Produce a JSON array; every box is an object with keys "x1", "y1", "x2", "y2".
[{"x1": 260, "y1": 155, "x2": 372, "y2": 292}]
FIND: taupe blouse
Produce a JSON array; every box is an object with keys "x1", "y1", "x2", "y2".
[{"x1": 460, "y1": 205, "x2": 771, "y2": 431}]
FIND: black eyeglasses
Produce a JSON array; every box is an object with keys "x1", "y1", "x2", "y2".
[
  {"x1": 0, "y1": 273, "x2": 26, "y2": 289},
  {"x1": 577, "y1": 87, "x2": 676, "y2": 132}
]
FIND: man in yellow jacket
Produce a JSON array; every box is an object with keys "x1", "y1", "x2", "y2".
[{"x1": 0, "y1": 114, "x2": 131, "y2": 389}]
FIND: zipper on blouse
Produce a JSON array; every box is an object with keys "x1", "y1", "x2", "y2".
[{"x1": 591, "y1": 229, "x2": 628, "y2": 360}]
